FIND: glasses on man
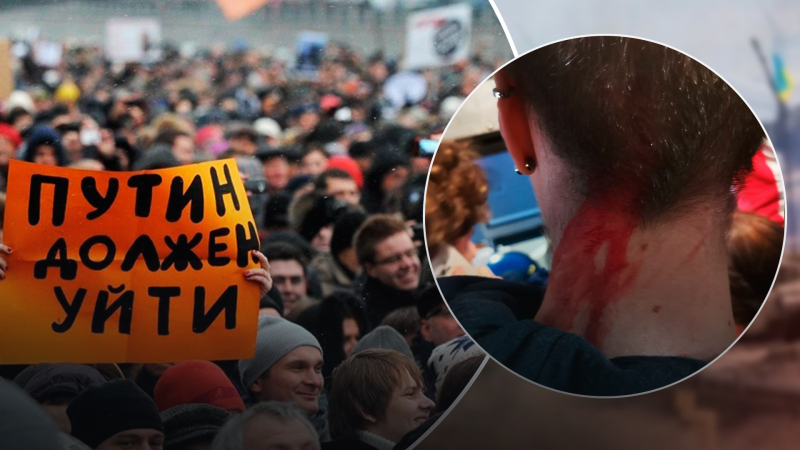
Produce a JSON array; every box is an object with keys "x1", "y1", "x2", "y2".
[
  {"x1": 373, "y1": 248, "x2": 417, "y2": 266},
  {"x1": 273, "y1": 275, "x2": 305, "y2": 286}
]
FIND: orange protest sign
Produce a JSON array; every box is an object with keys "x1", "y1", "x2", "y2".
[{"x1": 0, "y1": 159, "x2": 261, "y2": 364}]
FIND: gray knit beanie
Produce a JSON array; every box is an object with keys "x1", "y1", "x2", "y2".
[
  {"x1": 160, "y1": 403, "x2": 230, "y2": 448},
  {"x1": 239, "y1": 315, "x2": 323, "y2": 389},
  {"x1": 0, "y1": 378, "x2": 61, "y2": 449},
  {"x1": 351, "y1": 325, "x2": 414, "y2": 360}
]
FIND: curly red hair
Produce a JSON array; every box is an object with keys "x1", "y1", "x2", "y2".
[{"x1": 425, "y1": 141, "x2": 490, "y2": 252}]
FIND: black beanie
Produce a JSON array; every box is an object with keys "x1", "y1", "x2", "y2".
[
  {"x1": 263, "y1": 192, "x2": 291, "y2": 230},
  {"x1": 260, "y1": 287, "x2": 285, "y2": 317},
  {"x1": 67, "y1": 379, "x2": 164, "y2": 448},
  {"x1": 417, "y1": 284, "x2": 445, "y2": 319},
  {"x1": 298, "y1": 194, "x2": 345, "y2": 243},
  {"x1": 331, "y1": 209, "x2": 368, "y2": 258}
]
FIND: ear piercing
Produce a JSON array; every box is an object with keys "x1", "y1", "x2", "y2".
[
  {"x1": 492, "y1": 87, "x2": 515, "y2": 98},
  {"x1": 496, "y1": 86, "x2": 530, "y2": 175},
  {"x1": 515, "y1": 157, "x2": 536, "y2": 175}
]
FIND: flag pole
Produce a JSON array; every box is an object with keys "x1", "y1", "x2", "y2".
[{"x1": 751, "y1": 37, "x2": 788, "y2": 148}]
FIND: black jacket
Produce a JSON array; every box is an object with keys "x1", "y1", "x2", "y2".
[
  {"x1": 322, "y1": 438, "x2": 379, "y2": 450},
  {"x1": 439, "y1": 276, "x2": 707, "y2": 396},
  {"x1": 360, "y1": 277, "x2": 420, "y2": 329}
]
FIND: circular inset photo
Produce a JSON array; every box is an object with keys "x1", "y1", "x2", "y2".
[{"x1": 425, "y1": 35, "x2": 785, "y2": 397}]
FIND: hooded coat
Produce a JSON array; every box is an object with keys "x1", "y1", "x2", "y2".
[{"x1": 23, "y1": 126, "x2": 67, "y2": 166}]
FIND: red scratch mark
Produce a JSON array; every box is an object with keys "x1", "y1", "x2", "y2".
[
  {"x1": 684, "y1": 226, "x2": 711, "y2": 263},
  {"x1": 652, "y1": 305, "x2": 661, "y2": 313},
  {"x1": 685, "y1": 237, "x2": 705, "y2": 263},
  {"x1": 540, "y1": 193, "x2": 641, "y2": 348}
]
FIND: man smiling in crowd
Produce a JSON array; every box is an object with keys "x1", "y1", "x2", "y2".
[
  {"x1": 354, "y1": 215, "x2": 423, "y2": 328},
  {"x1": 239, "y1": 315, "x2": 329, "y2": 442}
]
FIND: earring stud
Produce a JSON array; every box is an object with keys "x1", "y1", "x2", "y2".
[
  {"x1": 493, "y1": 87, "x2": 515, "y2": 99},
  {"x1": 515, "y1": 157, "x2": 536, "y2": 175},
  {"x1": 525, "y1": 157, "x2": 535, "y2": 171}
]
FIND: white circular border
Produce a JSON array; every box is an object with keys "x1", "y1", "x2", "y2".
[{"x1": 422, "y1": 33, "x2": 789, "y2": 400}]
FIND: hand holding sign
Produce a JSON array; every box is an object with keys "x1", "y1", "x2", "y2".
[
  {"x1": 245, "y1": 250, "x2": 272, "y2": 299},
  {"x1": 0, "y1": 244, "x2": 10, "y2": 279}
]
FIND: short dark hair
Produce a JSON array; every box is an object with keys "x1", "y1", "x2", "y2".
[
  {"x1": 261, "y1": 242, "x2": 308, "y2": 276},
  {"x1": 348, "y1": 141, "x2": 375, "y2": 160},
  {"x1": 302, "y1": 144, "x2": 329, "y2": 159},
  {"x1": 728, "y1": 211, "x2": 784, "y2": 326},
  {"x1": 154, "y1": 128, "x2": 191, "y2": 147},
  {"x1": 330, "y1": 207, "x2": 368, "y2": 259},
  {"x1": 54, "y1": 122, "x2": 81, "y2": 135},
  {"x1": 380, "y1": 306, "x2": 420, "y2": 338},
  {"x1": 7, "y1": 107, "x2": 31, "y2": 124},
  {"x1": 225, "y1": 124, "x2": 258, "y2": 142},
  {"x1": 353, "y1": 214, "x2": 409, "y2": 265},
  {"x1": 314, "y1": 168, "x2": 353, "y2": 191},
  {"x1": 435, "y1": 355, "x2": 483, "y2": 413},
  {"x1": 504, "y1": 36, "x2": 764, "y2": 223}
]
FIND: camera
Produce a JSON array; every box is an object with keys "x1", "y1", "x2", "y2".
[{"x1": 244, "y1": 178, "x2": 269, "y2": 194}]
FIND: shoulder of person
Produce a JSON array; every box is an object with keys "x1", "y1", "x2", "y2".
[{"x1": 431, "y1": 245, "x2": 479, "y2": 278}]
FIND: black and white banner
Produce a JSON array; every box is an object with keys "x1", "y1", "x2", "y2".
[{"x1": 404, "y1": 3, "x2": 472, "y2": 70}]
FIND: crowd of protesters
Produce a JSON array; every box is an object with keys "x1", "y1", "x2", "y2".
[{"x1": 0, "y1": 38, "x2": 493, "y2": 449}]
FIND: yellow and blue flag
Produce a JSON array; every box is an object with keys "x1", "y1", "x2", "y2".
[{"x1": 774, "y1": 54, "x2": 794, "y2": 102}]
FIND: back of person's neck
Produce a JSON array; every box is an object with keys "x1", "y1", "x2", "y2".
[{"x1": 535, "y1": 197, "x2": 735, "y2": 360}]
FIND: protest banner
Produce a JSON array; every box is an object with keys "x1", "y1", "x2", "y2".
[
  {"x1": 0, "y1": 159, "x2": 262, "y2": 364},
  {"x1": 0, "y1": 39, "x2": 13, "y2": 101},
  {"x1": 33, "y1": 40, "x2": 63, "y2": 68},
  {"x1": 383, "y1": 71, "x2": 428, "y2": 109},
  {"x1": 296, "y1": 32, "x2": 329, "y2": 79},
  {"x1": 105, "y1": 18, "x2": 162, "y2": 63},
  {"x1": 403, "y1": 3, "x2": 472, "y2": 70}
]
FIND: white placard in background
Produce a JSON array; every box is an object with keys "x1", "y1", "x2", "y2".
[
  {"x1": 105, "y1": 18, "x2": 161, "y2": 63},
  {"x1": 403, "y1": 3, "x2": 472, "y2": 70},
  {"x1": 33, "y1": 41, "x2": 62, "y2": 68}
]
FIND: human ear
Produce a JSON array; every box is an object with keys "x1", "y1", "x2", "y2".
[
  {"x1": 420, "y1": 319, "x2": 432, "y2": 341},
  {"x1": 250, "y1": 371, "x2": 269, "y2": 394},
  {"x1": 494, "y1": 70, "x2": 537, "y2": 175},
  {"x1": 364, "y1": 263, "x2": 377, "y2": 278},
  {"x1": 359, "y1": 407, "x2": 377, "y2": 424}
]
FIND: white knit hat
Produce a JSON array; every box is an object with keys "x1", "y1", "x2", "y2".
[{"x1": 428, "y1": 335, "x2": 485, "y2": 393}]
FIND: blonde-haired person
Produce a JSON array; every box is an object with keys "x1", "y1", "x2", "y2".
[
  {"x1": 324, "y1": 349, "x2": 434, "y2": 450},
  {"x1": 425, "y1": 141, "x2": 494, "y2": 277}
]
